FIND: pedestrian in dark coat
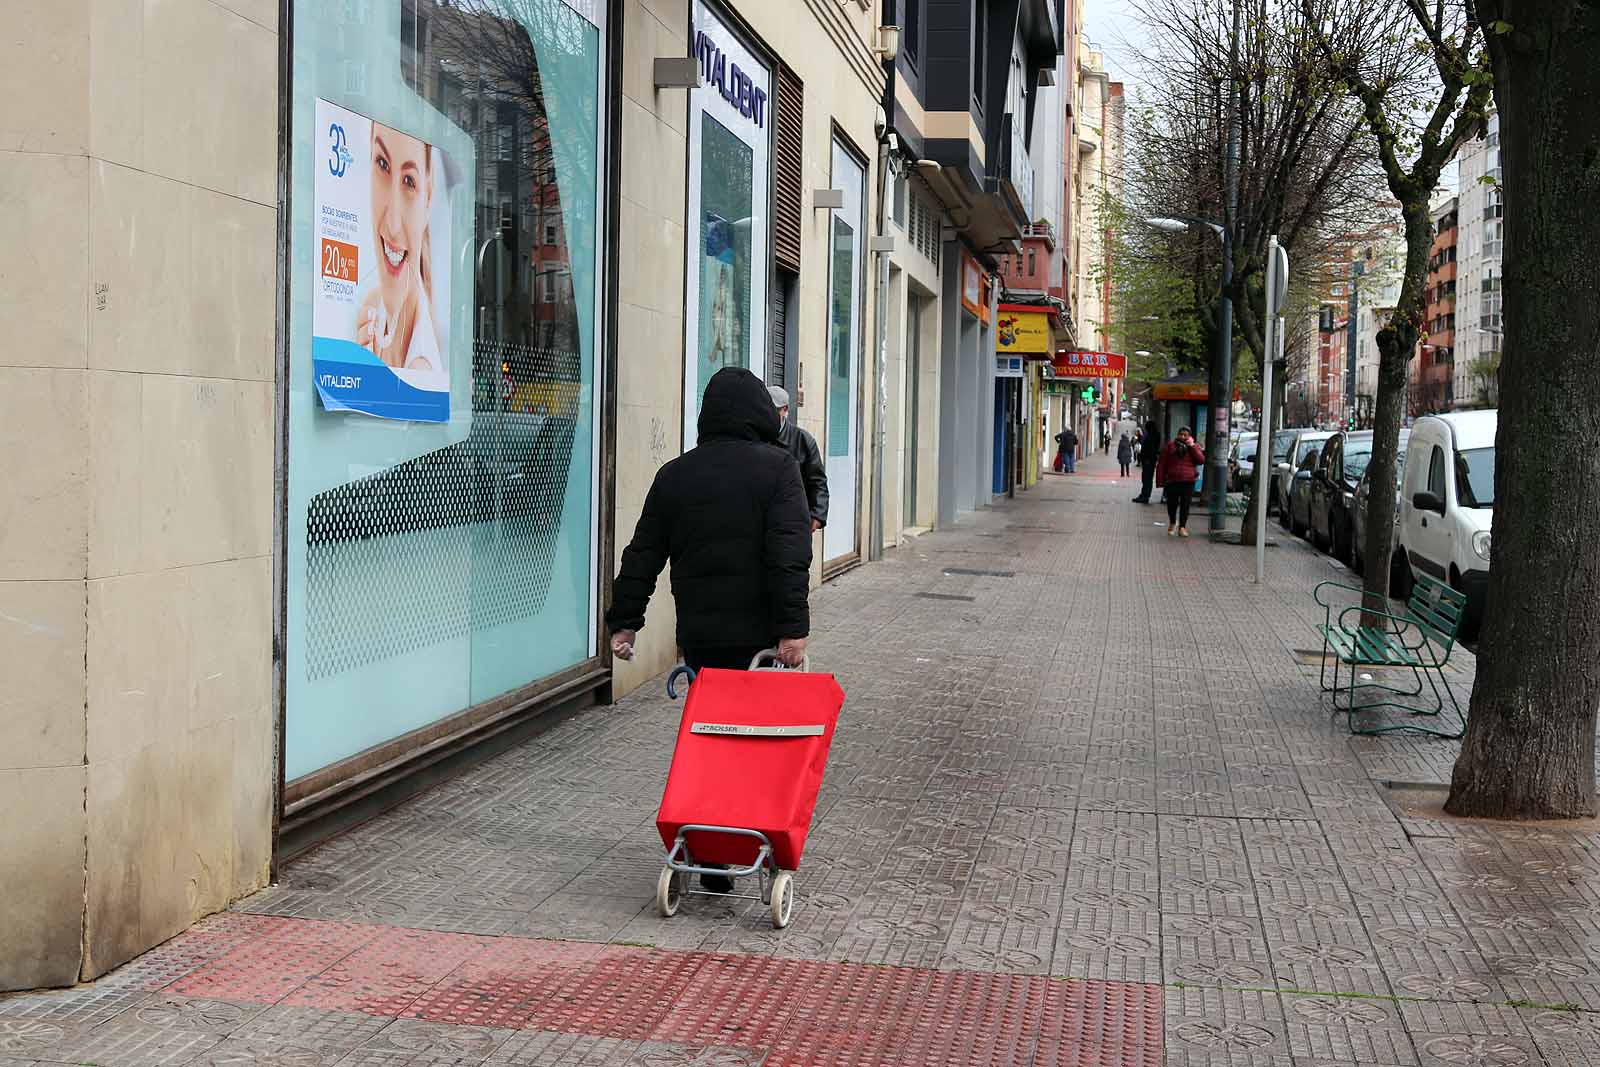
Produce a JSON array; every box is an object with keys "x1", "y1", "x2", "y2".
[
  {"x1": 1054, "y1": 427, "x2": 1079, "y2": 473},
  {"x1": 1132, "y1": 420, "x2": 1161, "y2": 503},
  {"x1": 1116, "y1": 432, "x2": 1134, "y2": 477},
  {"x1": 607, "y1": 367, "x2": 813, "y2": 672},
  {"x1": 768, "y1": 386, "x2": 828, "y2": 532},
  {"x1": 1156, "y1": 427, "x2": 1206, "y2": 537}
]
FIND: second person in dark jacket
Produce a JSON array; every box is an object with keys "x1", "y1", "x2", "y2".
[
  {"x1": 606, "y1": 367, "x2": 813, "y2": 671},
  {"x1": 768, "y1": 386, "x2": 828, "y2": 532}
]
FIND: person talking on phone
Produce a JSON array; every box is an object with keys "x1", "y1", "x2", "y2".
[{"x1": 1156, "y1": 426, "x2": 1205, "y2": 537}]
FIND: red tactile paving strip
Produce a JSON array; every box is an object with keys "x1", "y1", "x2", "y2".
[
  {"x1": 151, "y1": 915, "x2": 1162, "y2": 1067},
  {"x1": 167, "y1": 917, "x2": 382, "y2": 1002},
  {"x1": 284, "y1": 927, "x2": 498, "y2": 1016}
]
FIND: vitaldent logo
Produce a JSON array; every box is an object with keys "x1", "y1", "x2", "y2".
[{"x1": 327, "y1": 122, "x2": 353, "y2": 178}]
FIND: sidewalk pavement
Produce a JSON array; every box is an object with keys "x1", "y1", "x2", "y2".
[{"x1": 6, "y1": 454, "x2": 1600, "y2": 1066}]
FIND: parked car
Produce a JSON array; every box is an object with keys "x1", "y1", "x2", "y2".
[
  {"x1": 1398, "y1": 411, "x2": 1496, "y2": 636},
  {"x1": 1287, "y1": 437, "x2": 1330, "y2": 539},
  {"x1": 1263, "y1": 429, "x2": 1297, "y2": 515},
  {"x1": 1227, "y1": 433, "x2": 1258, "y2": 493},
  {"x1": 1351, "y1": 430, "x2": 1411, "y2": 584},
  {"x1": 1309, "y1": 430, "x2": 1374, "y2": 562},
  {"x1": 1276, "y1": 430, "x2": 1331, "y2": 529}
]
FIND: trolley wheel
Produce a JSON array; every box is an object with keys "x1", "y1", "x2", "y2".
[
  {"x1": 657, "y1": 864, "x2": 685, "y2": 918},
  {"x1": 769, "y1": 871, "x2": 795, "y2": 929}
]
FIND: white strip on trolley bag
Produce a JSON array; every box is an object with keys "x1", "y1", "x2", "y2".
[{"x1": 690, "y1": 723, "x2": 826, "y2": 737}]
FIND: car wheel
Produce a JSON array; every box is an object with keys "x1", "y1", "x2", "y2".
[
  {"x1": 1450, "y1": 565, "x2": 1482, "y2": 641},
  {"x1": 1391, "y1": 548, "x2": 1414, "y2": 599}
]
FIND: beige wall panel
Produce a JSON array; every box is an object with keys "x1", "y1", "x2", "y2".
[
  {"x1": 0, "y1": 580, "x2": 87, "y2": 771},
  {"x1": 0, "y1": 0, "x2": 89, "y2": 156},
  {"x1": 0, "y1": 153, "x2": 89, "y2": 369},
  {"x1": 0, "y1": 766, "x2": 86, "y2": 989},
  {"x1": 0, "y1": 368, "x2": 89, "y2": 582}
]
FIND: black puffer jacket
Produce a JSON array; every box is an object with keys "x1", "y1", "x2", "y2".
[{"x1": 606, "y1": 367, "x2": 813, "y2": 648}]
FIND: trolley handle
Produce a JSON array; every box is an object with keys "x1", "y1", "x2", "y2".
[
  {"x1": 666, "y1": 663, "x2": 696, "y2": 699},
  {"x1": 749, "y1": 648, "x2": 812, "y2": 673}
]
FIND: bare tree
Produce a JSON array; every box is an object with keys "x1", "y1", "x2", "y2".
[
  {"x1": 1119, "y1": 0, "x2": 1386, "y2": 539},
  {"x1": 1307, "y1": 0, "x2": 1494, "y2": 619}
]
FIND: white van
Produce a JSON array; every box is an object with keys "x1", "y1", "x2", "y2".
[{"x1": 1397, "y1": 411, "x2": 1496, "y2": 633}]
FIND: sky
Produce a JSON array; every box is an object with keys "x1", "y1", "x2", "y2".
[{"x1": 1079, "y1": 0, "x2": 1148, "y2": 90}]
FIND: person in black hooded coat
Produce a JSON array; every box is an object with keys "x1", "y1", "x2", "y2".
[{"x1": 606, "y1": 367, "x2": 813, "y2": 672}]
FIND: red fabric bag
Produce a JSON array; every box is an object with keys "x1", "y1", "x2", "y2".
[{"x1": 655, "y1": 667, "x2": 846, "y2": 871}]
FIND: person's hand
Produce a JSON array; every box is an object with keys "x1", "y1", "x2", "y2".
[
  {"x1": 610, "y1": 629, "x2": 636, "y2": 661},
  {"x1": 777, "y1": 637, "x2": 807, "y2": 668},
  {"x1": 811, "y1": 518, "x2": 822, "y2": 533},
  {"x1": 356, "y1": 297, "x2": 392, "y2": 357}
]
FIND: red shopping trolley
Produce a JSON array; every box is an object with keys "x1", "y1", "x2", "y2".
[{"x1": 655, "y1": 651, "x2": 845, "y2": 928}]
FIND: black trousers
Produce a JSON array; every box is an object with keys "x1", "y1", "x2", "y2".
[
  {"x1": 1119, "y1": 462, "x2": 1131, "y2": 476},
  {"x1": 1136, "y1": 464, "x2": 1156, "y2": 501},
  {"x1": 1166, "y1": 489, "x2": 1192, "y2": 528},
  {"x1": 682, "y1": 644, "x2": 771, "y2": 673}
]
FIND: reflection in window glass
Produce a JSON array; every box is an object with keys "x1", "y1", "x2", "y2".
[
  {"x1": 697, "y1": 114, "x2": 754, "y2": 401},
  {"x1": 286, "y1": 0, "x2": 602, "y2": 780},
  {"x1": 828, "y1": 216, "x2": 854, "y2": 457},
  {"x1": 1456, "y1": 447, "x2": 1495, "y2": 507}
]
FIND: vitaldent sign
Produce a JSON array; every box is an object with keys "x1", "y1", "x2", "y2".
[{"x1": 694, "y1": 28, "x2": 768, "y2": 128}]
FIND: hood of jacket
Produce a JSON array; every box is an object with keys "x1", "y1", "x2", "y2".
[{"x1": 698, "y1": 367, "x2": 781, "y2": 445}]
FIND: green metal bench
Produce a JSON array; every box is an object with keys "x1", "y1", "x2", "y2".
[{"x1": 1312, "y1": 573, "x2": 1466, "y2": 738}]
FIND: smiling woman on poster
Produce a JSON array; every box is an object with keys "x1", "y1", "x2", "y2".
[{"x1": 356, "y1": 122, "x2": 442, "y2": 372}]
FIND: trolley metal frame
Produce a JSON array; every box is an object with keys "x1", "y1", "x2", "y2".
[{"x1": 655, "y1": 650, "x2": 807, "y2": 928}]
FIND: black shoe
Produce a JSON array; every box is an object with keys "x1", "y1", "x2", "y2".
[
  {"x1": 1132, "y1": 496, "x2": 1149, "y2": 504},
  {"x1": 700, "y1": 872, "x2": 734, "y2": 894}
]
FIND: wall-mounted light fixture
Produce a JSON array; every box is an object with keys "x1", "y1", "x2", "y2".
[
  {"x1": 653, "y1": 57, "x2": 700, "y2": 89},
  {"x1": 873, "y1": 25, "x2": 901, "y2": 62},
  {"x1": 813, "y1": 189, "x2": 845, "y2": 209}
]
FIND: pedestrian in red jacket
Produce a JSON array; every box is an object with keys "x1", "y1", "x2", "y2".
[{"x1": 1155, "y1": 427, "x2": 1205, "y2": 537}]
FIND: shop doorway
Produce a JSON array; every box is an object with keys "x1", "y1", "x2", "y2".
[{"x1": 902, "y1": 292, "x2": 924, "y2": 528}]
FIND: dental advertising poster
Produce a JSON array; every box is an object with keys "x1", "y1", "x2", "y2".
[{"x1": 312, "y1": 98, "x2": 453, "y2": 422}]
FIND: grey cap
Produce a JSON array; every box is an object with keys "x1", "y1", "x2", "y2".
[{"x1": 767, "y1": 385, "x2": 790, "y2": 409}]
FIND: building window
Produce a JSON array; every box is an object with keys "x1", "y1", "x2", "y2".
[
  {"x1": 902, "y1": 0, "x2": 920, "y2": 67},
  {"x1": 684, "y1": 0, "x2": 772, "y2": 450},
  {"x1": 972, "y1": 0, "x2": 987, "y2": 105},
  {"x1": 286, "y1": 0, "x2": 608, "y2": 782}
]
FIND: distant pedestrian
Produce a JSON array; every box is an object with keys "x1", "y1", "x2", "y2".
[
  {"x1": 769, "y1": 386, "x2": 828, "y2": 533},
  {"x1": 1116, "y1": 432, "x2": 1133, "y2": 477},
  {"x1": 1132, "y1": 420, "x2": 1161, "y2": 503},
  {"x1": 1054, "y1": 426, "x2": 1078, "y2": 474},
  {"x1": 1156, "y1": 426, "x2": 1205, "y2": 537}
]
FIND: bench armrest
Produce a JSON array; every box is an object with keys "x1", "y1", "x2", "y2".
[
  {"x1": 1312, "y1": 581, "x2": 1366, "y2": 609},
  {"x1": 1335, "y1": 604, "x2": 1428, "y2": 651}
]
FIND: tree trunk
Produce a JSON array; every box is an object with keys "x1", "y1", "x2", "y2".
[
  {"x1": 1446, "y1": 0, "x2": 1600, "y2": 820},
  {"x1": 1359, "y1": 203, "x2": 1432, "y2": 625}
]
